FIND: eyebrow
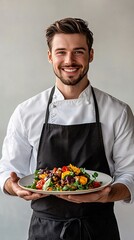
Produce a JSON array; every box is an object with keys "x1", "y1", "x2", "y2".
[
  {"x1": 73, "y1": 47, "x2": 86, "y2": 51},
  {"x1": 55, "y1": 47, "x2": 86, "y2": 52}
]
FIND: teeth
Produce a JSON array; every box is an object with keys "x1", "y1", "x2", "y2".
[{"x1": 64, "y1": 68, "x2": 77, "y2": 72}]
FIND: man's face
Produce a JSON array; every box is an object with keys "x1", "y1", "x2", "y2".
[{"x1": 48, "y1": 33, "x2": 93, "y2": 86}]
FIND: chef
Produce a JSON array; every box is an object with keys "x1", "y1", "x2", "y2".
[{"x1": 0, "y1": 18, "x2": 134, "y2": 240}]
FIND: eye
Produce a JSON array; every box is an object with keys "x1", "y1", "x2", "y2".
[
  {"x1": 74, "y1": 50, "x2": 84, "y2": 55},
  {"x1": 56, "y1": 51, "x2": 66, "y2": 55}
]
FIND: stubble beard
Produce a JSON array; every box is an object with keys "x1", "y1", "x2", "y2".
[{"x1": 53, "y1": 66, "x2": 89, "y2": 86}]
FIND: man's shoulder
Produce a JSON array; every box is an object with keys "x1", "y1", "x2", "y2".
[
  {"x1": 19, "y1": 87, "x2": 53, "y2": 109},
  {"x1": 93, "y1": 87, "x2": 128, "y2": 109},
  {"x1": 13, "y1": 87, "x2": 53, "y2": 120}
]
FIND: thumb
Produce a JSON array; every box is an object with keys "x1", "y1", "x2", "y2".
[
  {"x1": 102, "y1": 186, "x2": 111, "y2": 195},
  {"x1": 10, "y1": 172, "x2": 20, "y2": 182}
]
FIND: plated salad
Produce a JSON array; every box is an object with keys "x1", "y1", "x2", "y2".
[{"x1": 26, "y1": 164, "x2": 102, "y2": 191}]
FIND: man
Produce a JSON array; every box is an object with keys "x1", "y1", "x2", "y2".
[{"x1": 0, "y1": 17, "x2": 134, "y2": 240}]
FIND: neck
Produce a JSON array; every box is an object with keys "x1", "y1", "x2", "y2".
[{"x1": 56, "y1": 78, "x2": 90, "y2": 99}]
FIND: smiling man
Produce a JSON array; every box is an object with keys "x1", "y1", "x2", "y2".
[
  {"x1": 0, "y1": 17, "x2": 134, "y2": 240},
  {"x1": 48, "y1": 33, "x2": 92, "y2": 86},
  {"x1": 48, "y1": 28, "x2": 94, "y2": 100}
]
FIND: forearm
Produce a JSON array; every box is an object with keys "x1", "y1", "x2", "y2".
[{"x1": 107, "y1": 183, "x2": 131, "y2": 202}]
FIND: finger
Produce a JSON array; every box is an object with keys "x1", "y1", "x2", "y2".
[
  {"x1": 67, "y1": 194, "x2": 90, "y2": 203},
  {"x1": 16, "y1": 187, "x2": 49, "y2": 200},
  {"x1": 57, "y1": 194, "x2": 81, "y2": 204},
  {"x1": 102, "y1": 186, "x2": 111, "y2": 195},
  {"x1": 23, "y1": 193, "x2": 48, "y2": 201},
  {"x1": 15, "y1": 187, "x2": 32, "y2": 197},
  {"x1": 10, "y1": 172, "x2": 20, "y2": 182},
  {"x1": 55, "y1": 187, "x2": 112, "y2": 204},
  {"x1": 25, "y1": 193, "x2": 45, "y2": 201}
]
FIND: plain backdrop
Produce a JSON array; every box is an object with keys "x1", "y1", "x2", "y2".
[{"x1": 0, "y1": 1, "x2": 134, "y2": 239}]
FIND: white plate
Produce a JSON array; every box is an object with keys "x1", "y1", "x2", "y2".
[{"x1": 18, "y1": 170, "x2": 113, "y2": 195}]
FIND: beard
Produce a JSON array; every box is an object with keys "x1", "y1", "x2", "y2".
[{"x1": 53, "y1": 64, "x2": 89, "y2": 86}]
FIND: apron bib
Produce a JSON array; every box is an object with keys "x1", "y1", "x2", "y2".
[{"x1": 28, "y1": 86, "x2": 120, "y2": 240}]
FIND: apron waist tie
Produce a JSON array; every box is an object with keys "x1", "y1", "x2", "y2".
[
  {"x1": 33, "y1": 211, "x2": 95, "y2": 240},
  {"x1": 60, "y1": 217, "x2": 93, "y2": 240}
]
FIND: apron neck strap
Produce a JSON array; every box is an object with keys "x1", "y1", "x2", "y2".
[
  {"x1": 91, "y1": 86, "x2": 100, "y2": 123},
  {"x1": 45, "y1": 86, "x2": 55, "y2": 123}
]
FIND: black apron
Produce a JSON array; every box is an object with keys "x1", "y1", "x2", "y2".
[{"x1": 28, "y1": 86, "x2": 120, "y2": 240}]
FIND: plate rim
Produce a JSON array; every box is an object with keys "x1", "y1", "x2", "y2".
[{"x1": 18, "y1": 170, "x2": 113, "y2": 195}]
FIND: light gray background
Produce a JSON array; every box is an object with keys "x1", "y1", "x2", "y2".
[{"x1": 0, "y1": 0, "x2": 134, "y2": 239}]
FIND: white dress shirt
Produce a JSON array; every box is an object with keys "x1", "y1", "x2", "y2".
[{"x1": 0, "y1": 84, "x2": 134, "y2": 203}]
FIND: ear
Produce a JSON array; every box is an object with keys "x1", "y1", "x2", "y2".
[
  {"x1": 89, "y1": 48, "x2": 94, "y2": 63},
  {"x1": 48, "y1": 50, "x2": 52, "y2": 63}
]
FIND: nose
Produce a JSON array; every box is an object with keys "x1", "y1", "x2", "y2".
[{"x1": 64, "y1": 52, "x2": 75, "y2": 65}]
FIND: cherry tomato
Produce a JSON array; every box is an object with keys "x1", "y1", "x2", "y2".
[
  {"x1": 92, "y1": 181, "x2": 101, "y2": 188},
  {"x1": 36, "y1": 179, "x2": 45, "y2": 189},
  {"x1": 61, "y1": 166, "x2": 69, "y2": 172}
]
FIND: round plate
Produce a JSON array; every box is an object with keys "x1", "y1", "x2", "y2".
[{"x1": 18, "y1": 170, "x2": 113, "y2": 195}]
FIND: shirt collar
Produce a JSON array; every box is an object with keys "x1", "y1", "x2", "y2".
[{"x1": 53, "y1": 83, "x2": 92, "y2": 102}]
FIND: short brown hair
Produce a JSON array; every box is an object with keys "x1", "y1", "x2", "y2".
[{"x1": 46, "y1": 17, "x2": 93, "y2": 52}]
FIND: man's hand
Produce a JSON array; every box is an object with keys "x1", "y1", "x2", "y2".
[
  {"x1": 4, "y1": 172, "x2": 49, "y2": 201},
  {"x1": 57, "y1": 186, "x2": 111, "y2": 203},
  {"x1": 57, "y1": 183, "x2": 130, "y2": 203}
]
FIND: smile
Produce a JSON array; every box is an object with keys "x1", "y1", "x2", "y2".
[{"x1": 62, "y1": 67, "x2": 79, "y2": 73}]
